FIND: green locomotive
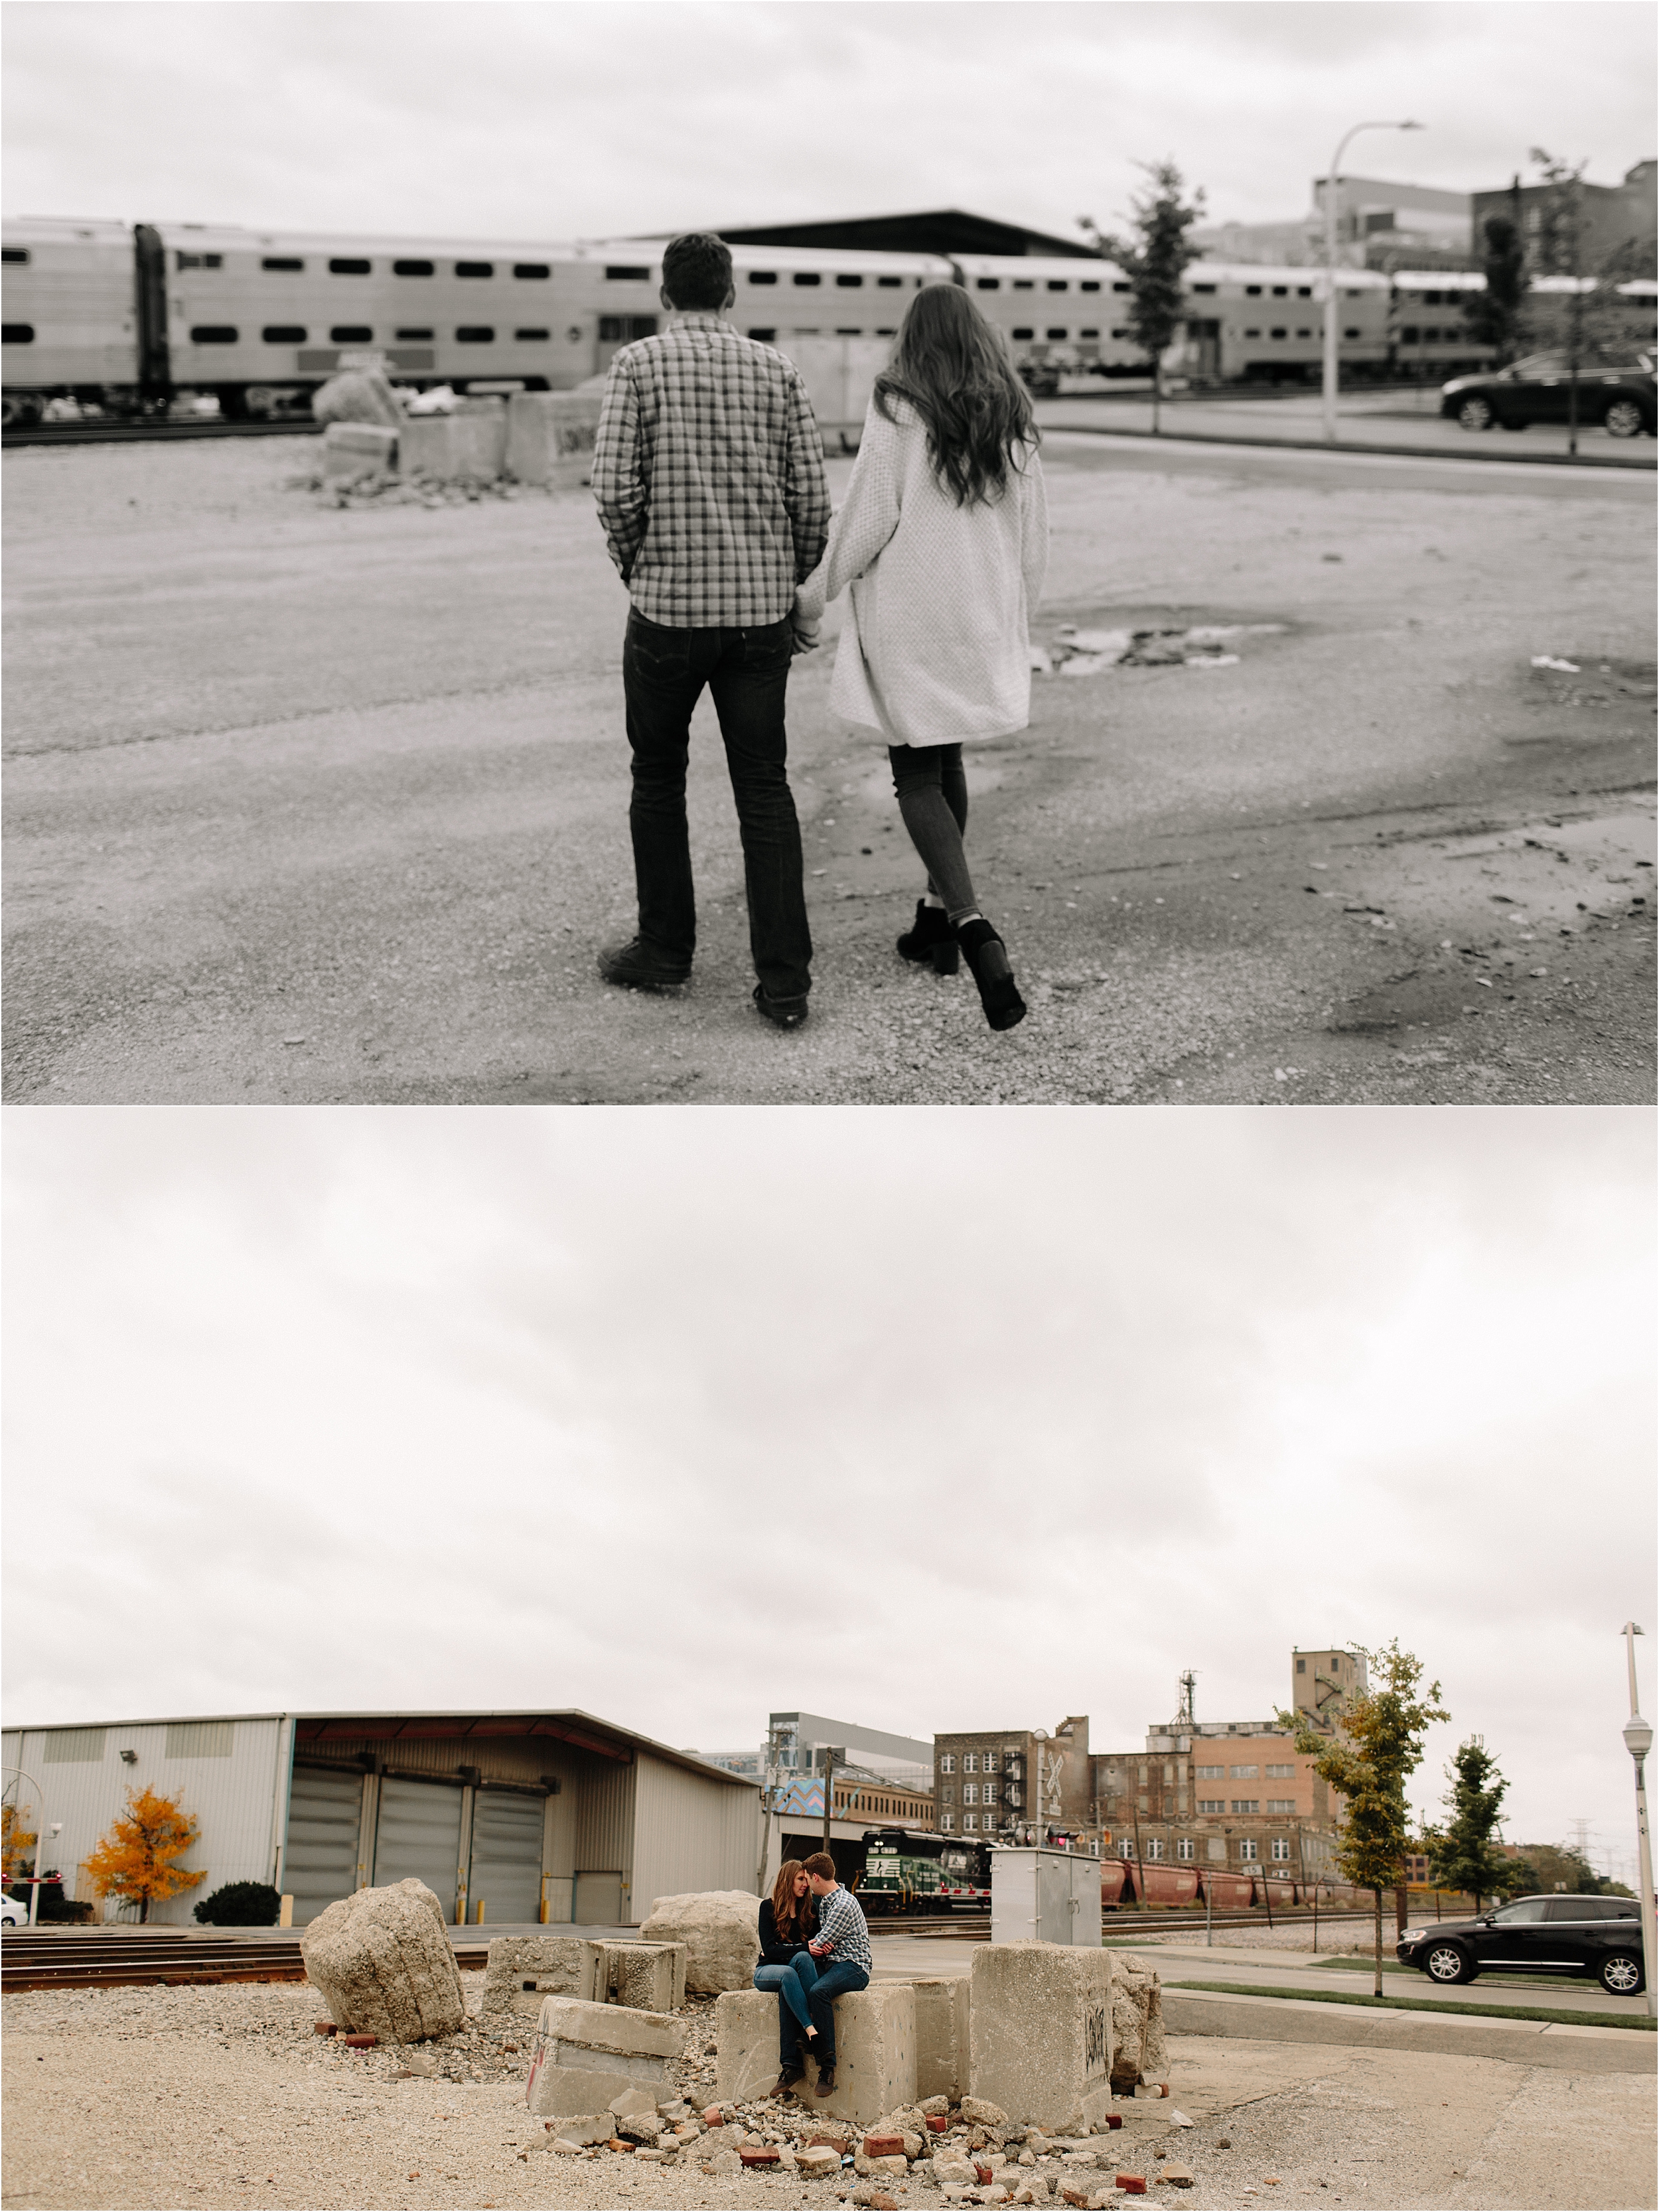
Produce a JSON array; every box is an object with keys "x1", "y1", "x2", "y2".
[{"x1": 857, "y1": 1825, "x2": 994, "y2": 1915}]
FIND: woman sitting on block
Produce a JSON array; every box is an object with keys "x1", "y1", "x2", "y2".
[{"x1": 754, "y1": 1859, "x2": 821, "y2": 2093}]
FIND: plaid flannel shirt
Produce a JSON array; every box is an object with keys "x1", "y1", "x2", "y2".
[
  {"x1": 810, "y1": 1884, "x2": 872, "y2": 1972},
  {"x1": 593, "y1": 312, "x2": 831, "y2": 628}
]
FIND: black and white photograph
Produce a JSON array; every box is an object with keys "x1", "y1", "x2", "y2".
[{"x1": 2, "y1": 6, "x2": 1656, "y2": 2212}]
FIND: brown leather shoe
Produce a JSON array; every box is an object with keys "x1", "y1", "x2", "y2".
[
  {"x1": 773, "y1": 2061, "x2": 804, "y2": 2096},
  {"x1": 814, "y1": 2065, "x2": 836, "y2": 2096}
]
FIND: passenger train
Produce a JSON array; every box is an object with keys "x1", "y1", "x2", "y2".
[{"x1": 6, "y1": 213, "x2": 1652, "y2": 427}]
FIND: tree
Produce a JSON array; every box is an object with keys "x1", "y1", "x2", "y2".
[
  {"x1": 82, "y1": 1787, "x2": 206, "y2": 1923},
  {"x1": 1464, "y1": 215, "x2": 1529, "y2": 365},
  {"x1": 1279, "y1": 1639, "x2": 1449, "y2": 1994},
  {"x1": 1423, "y1": 1737, "x2": 1514, "y2": 1910},
  {"x1": 1, "y1": 1800, "x2": 38, "y2": 1883},
  {"x1": 1081, "y1": 162, "x2": 1206, "y2": 433},
  {"x1": 1510, "y1": 1840, "x2": 1635, "y2": 1898}
]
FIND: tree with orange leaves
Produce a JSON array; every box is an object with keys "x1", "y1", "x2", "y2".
[
  {"x1": 2, "y1": 1800, "x2": 38, "y2": 1882},
  {"x1": 82, "y1": 1787, "x2": 207, "y2": 1922}
]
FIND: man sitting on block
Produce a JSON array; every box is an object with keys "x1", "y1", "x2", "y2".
[{"x1": 801, "y1": 1850, "x2": 871, "y2": 2096}]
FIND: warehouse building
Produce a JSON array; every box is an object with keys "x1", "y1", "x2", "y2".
[{"x1": 1, "y1": 1708, "x2": 760, "y2": 1928}]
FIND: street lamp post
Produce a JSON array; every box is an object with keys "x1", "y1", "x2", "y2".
[
  {"x1": 1322, "y1": 119, "x2": 1425, "y2": 445},
  {"x1": 1620, "y1": 1623, "x2": 1656, "y2": 2018}
]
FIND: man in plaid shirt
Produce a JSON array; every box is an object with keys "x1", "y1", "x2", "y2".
[
  {"x1": 798, "y1": 1850, "x2": 871, "y2": 2096},
  {"x1": 592, "y1": 233, "x2": 831, "y2": 1026}
]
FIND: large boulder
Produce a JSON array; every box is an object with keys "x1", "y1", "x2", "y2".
[
  {"x1": 301, "y1": 1878, "x2": 466, "y2": 2043},
  {"x1": 637, "y1": 1890, "x2": 760, "y2": 1993},
  {"x1": 1108, "y1": 1953, "x2": 1167, "y2": 2091}
]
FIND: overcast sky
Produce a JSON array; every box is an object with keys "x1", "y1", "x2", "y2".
[
  {"x1": 2, "y1": 2, "x2": 1653, "y2": 249},
  {"x1": 4, "y1": 1107, "x2": 1652, "y2": 1878}
]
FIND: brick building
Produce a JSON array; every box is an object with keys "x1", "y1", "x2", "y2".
[
  {"x1": 1473, "y1": 160, "x2": 1657, "y2": 277},
  {"x1": 932, "y1": 1715, "x2": 1092, "y2": 1842}
]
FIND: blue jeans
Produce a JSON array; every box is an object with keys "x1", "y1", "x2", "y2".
[
  {"x1": 804, "y1": 1957, "x2": 869, "y2": 2065},
  {"x1": 754, "y1": 1949, "x2": 818, "y2": 2061}
]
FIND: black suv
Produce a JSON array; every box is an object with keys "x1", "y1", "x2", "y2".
[
  {"x1": 1441, "y1": 352, "x2": 1656, "y2": 437},
  {"x1": 1398, "y1": 1894, "x2": 1648, "y2": 1994}
]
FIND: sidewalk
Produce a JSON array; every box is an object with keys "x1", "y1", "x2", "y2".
[{"x1": 1166, "y1": 1986, "x2": 1656, "y2": 2075}]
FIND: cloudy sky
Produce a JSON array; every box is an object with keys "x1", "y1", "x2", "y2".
[
  {"x1": 4, "y1": 1107, "x2": 1652, "y2": 1877},
  {"x1": 2, "y1": 1, "x2": 1652, "y2": 249}
]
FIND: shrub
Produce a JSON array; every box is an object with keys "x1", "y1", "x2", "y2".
[{"x1": 193, "y1": 1880, "x2": 282, "y2": 1927}]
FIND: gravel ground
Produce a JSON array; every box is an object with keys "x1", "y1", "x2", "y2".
[{"x1": 4, "y1": 1974, "x2": 1653, "y2": 2210}]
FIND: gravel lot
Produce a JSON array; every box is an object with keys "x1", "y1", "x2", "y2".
[{"x1": 4, "y1": 1972, "x2": 1653, "y2": 2210}]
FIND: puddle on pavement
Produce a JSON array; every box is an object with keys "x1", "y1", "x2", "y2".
[{"x1": 1039, "y1": 616, "x2": 1290, "y2": 677}]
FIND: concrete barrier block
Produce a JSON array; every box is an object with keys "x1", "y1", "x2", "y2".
[
  {"x1": 400, "y1": 402, "x2": 507, "y2": 482},
  {"x1": 322, "y1": 421, "x2": 398, "y2": 482},
  {"x1": 523, "y1": 1991, "x2": 682, "y2": 2114},
  {"x1": 580, "y1": 1939, "x2": 687, "y2": 2012},
  {"x1": 526, "y1": 2060, "x2": 657, "y2": 2116},
  {"x1": 908, "y1": 1976, "x2": 970, "y2": 2102},
  {"x1": 715, "y1": 1990, "x2": 778, "y2": 2105},
  {"x1": 506, "y1": 389, "x2": 603, "y2": 488},
  {"x1": 482, "y1": 1935, "x2": 587, "y2": 2023},
  {"x1": 969, "y1": 1944, "x2": 1115, "y2": 2130},
  {"x1": 815, "y1": 1984, "x2": 916, "y2": 2130},
  {"x1": 535, "y1": 1993, "x2": 680, "y2": 2063}
]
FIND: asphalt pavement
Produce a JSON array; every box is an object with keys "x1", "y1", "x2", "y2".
[{"x1": 4, "y1": 429, "x2": 1652, "y2": 1104}]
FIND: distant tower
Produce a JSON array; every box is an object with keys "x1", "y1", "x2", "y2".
[{"x1": 1174, "y1": 1671, "x2": 1197, "y2": 1728}]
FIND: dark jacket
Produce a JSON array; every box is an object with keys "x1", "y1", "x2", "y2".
[{"x1": 758, "y1": 1896, "x2": 816, "y2": 1966}]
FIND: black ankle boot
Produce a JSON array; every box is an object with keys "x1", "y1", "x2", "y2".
[
  {"x1": 896, "y1": 899, "x2": 960, "y2": 975},
  {"x1": 954, "y1": 916, "x2": 1026, "y2": 1030}
]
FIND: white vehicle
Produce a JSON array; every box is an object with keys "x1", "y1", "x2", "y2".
[{"x1": 1, "y1": 1896, "x2": 27, "y2": 1925}]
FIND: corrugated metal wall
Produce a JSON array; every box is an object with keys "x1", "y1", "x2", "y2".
[
  {"x1": 2, "y1": 1719, "x2": 283, "y2": 1925},
  {"x1": 630, "y1": 1752, "x2": 761, "y2": 1921},
  {"x1": 572, "y1": 1751, "x2": 636, "y2": 1920}
]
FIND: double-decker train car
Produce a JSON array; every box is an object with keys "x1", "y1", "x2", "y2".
[
  {"x1": 857, "y1": 1825, "x2": 994, "y2": 1914},
  {"x1": 0, "y1": 216, "x2": 951, "y2": 423}
]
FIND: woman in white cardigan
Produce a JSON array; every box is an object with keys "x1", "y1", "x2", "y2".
[{"x1": 795, "y1": 285, "x2": 1048, "y2": 1031}]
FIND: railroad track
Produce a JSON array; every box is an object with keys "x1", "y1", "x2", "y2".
[
  {"x1": 1, "y1": 1932, "x2": 488, "y2": 1993},
  {"x1": 3, "y1": 417, "x2": 319, "y2": 449}
]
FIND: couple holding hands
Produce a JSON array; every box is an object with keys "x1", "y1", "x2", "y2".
[
  {"x1": 753, "y1": 1852, "x2": 873, "y2": 2097},
  {"x1": 593, "y1": 231, "x2": 1047, "y2": 1036}
]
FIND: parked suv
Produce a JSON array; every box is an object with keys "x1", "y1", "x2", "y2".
[
  {"x1": 1398, "y1": 1894, "x2": 1647, "y2": 1993},
  {"x1": 1441, "y1": 352, "x2": 1656, "y2": 437}
]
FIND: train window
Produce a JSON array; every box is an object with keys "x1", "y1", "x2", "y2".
[
  {"x1": 1190, "y1": 283, "x2": 1217, "y2": 295},
  {"x1": 875, "y1": 326, "x2": 896, "y2": 336},
  {"x1": 394, "y1": 259, "x2": 435, "y2": 277},
  {"x1": 1045, "y1": 326, "x2": 1067, "y2": 340},
  {"x1": 1012, "y1": 279, "x2": 1034, "y2": 291},
  {"x1": 1297, "y1": 286, "x2": 1312, "y2": 298},
  {"x1": 792, "y1": 272, "x2": 822, "y2": 286},
  {"x1": 2, "y1": 247, "x2": 30, "y2": 265},
  {"x1": 514, "y1": 263, "x2": 550, "y2": 279},
  {"x1": 835, "y1": 326, "x2": 861, "y2": 335},
  {"x1": 1245, "y1": 285, "x2": 1262, "y2": 297},
  {"x1": 1079, "y1": 327, "x2": 1099, "y2": 338},
  {"x1": 1295, "y1": 327, "x2": 1311, "y2": 339},
  {"x1": 456, "y1": 261, "x2": 494, "y2": 278},
  {"x1": 2, "y1": 323, "x2": 35, "y2": 343},
  {"x1": 456, "y1": 326, "x2": 496, "y2": 342},
  {"x1": 1344, "y1": 326, "x2": 1360, "y2": 340},
  {"x1": 1243, "y1": 328, "x2": 1260, "y2": 338},
  {"x1": 328, "y1": 258, "x2": 372, "y2": 275},
  {"x1": 1112, "y1": 281, "x2": 1131, "y2": 293},
  {"x1": 397, "y1": 327, "x2": 435, "y2": 341},
  {"x1": 747, "y1": 271, "x2": 778, "y2": 285},
  {"x1": 1271, "y1": 285, "x2": 1287, "y2": 297},
  {"x1": 1080, "y1": 280, "x2": 1100, "y2": 292},
  {"x1": 1113, "y1": 326, "x2": 1131, "y2": 340},
  {"x1": 605, "y1": 265, "x2": 651, "y2": 281},
  {"x1": 976, "y1": 278, "x2": 1001, "y2": 291},
  {"x1": 1046, "y1": 279, "x2": 1068, "y2": 292},
  {"x1": 330, "y1": 325, "x2": 372, "y2": 342},
  {"x1": 835, "y1": 273, "x2": 863, "y2": 287},
  {"x1": 176, "y1": 251, "x2": 224, "y2": 270},
  {"x1": 877, "y1": 275, "x2": 902, "y2": 287},
  {"x1": 515, "y1": 327, "x2": 550, "y2": 341},
  {"x1": 263, "y1": 324, "x2": 307, "y2": 343},
  {"x1": 1269, "y1": 327, "x2": 1287, "y2": 339},
  {"x1": 1401, "y1": 325, "x2": 1419, "y2": 344},
  {"x1": 261, "y1": 256, "x2": 303, "y2": 272},
  {"x1": 190, "y1": 325, "x2": 239, "y2": 343}
]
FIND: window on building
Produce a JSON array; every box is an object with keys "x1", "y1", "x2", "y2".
[
  {"x1": 1271, "y1": 1838, "x2": 1291, "y2": 1862},
  {"x1": 940, "y1": 1785, "x2": 954, "y2": 1804},
  {"x1": 1146, "y1": 1837, "x2": 1164, "y2": 1860},
  {"x1": 1239, "y1": 1838, "x2": 1259, "y2": 1860},
  {"x1": 1297, "y1": 1658, "x2": 1307, "y2": 1673},
  {"x1": 1265, "y1": 1799, "x2": 1296, "y2": 1814},
  {"x1": 394, "y1": 259, "x2": 434, "y2": 277},
  {"x1": 1230, "y1": 1766, "x2": 1258, "y2": 1779},
  {"x1": 263, "y1": 324, "x2": 307, "y2": 343},
  {"x1": 514, "y1": 263, "x2": 550, "y2": 279},
  {"x1": 1402, "y1": 326, "x2": 1421, "y2": 344},
  {"x1": 1195, "y1": 1765, "x2": 1224, "y2": 1779},
  {"x1": 328, "y1": 258, "x2": 371, "y2": 275},
  {"x1": 1231, "y1": 1799, "x2": 1260, "y2": 1815},
  {"x1": 940, "y1": 1754, "x2": 955, "y2": 1773},
  {"x1": 940, "y1": 1813, "x2": 954, "y2": 1831},
  {"x1": 1197, "y1": 1799, "x2": 1224, "y2": 1813},
  {"x1": 262, "y1": 256, "x2": 303, "y2": 272},
  {"x1": 1119, "y1": 1838, "x2": 1136, "y2": 1860},
  {"x1": 964, "y1": 1754, "x2": 977, "y2": 1773},
  {"x1": 983, "y1": 1752, "x2": 999, "y2": 1772},
  {"x1": 983, "y1": 1782, "x2": 998, "y2": 1805},
  {"x1": 1176, "y1": 1838, "x2": 1194, "y2": 1862},
  {"x1": 963, "y1": 1813, "x2": 977, "y2": 1832},
  {"x1": 964, "y1": 1783, "x2": 978, "y2": 1805}
]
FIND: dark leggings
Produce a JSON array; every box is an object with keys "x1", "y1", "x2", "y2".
[{"x1": 888, "y1": 742, "x2": 975, "y2": 918}]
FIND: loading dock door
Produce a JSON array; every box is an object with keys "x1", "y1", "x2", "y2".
[
  {"x1": 284, "y1": 1765, "x2": 363, "y2": 1925},
  {"x1": 467, "y1": 1790, "x2": 544, "y2": 1923},
  {"x1": 372, "y1": 1776, "x2": 464, "y2": 1917},
  {"x1": 573, "y1": 1870, "x2": 624, "y2": 1925}
]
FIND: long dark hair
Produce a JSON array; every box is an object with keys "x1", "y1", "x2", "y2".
[
  {"x1": 770, "y1": 1859, "x2": 812, "y2": 1939},
  {"x1": 874, "y1": 283, "x2": 1037, "y2": 508}
]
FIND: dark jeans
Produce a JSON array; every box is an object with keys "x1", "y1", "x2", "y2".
[
  {"x1": 804, "y1": 1958, "x2": 869, "y2": 2064},
  {"x1": 755, "y1": 1951, "x2": 819, "y2": 2061},
  {"x1": 622, "y1": 610, "x2": 812, "y2": 1001},
  {"x1": 888, "y1": 742, "x2": 974, "y2": 916}
]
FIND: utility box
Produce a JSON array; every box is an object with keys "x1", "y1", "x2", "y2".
[{"x1": 991, "y1": 1846, "x2": 1102, "y2": 1947}]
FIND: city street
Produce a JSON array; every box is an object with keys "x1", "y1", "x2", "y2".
[{"x1": 4, "y1": 426, "x2": 1652, "y2": 1104}]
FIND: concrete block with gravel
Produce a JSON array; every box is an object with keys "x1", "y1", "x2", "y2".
[{"x1": 970, "y1": 1945, "x2": 1115, "y2": 2130}]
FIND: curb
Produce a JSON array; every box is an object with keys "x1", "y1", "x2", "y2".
[
  {"x1": 1164, "y1": 1987, "x2": 1658, "y2": 2073},
  {"x1": 1034, "y1": 418, "x2": 1657, "y2": 471}
]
